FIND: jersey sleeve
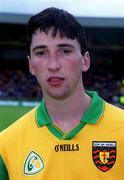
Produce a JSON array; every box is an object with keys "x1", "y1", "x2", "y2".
[{"x1": 0, "y1": 155, "x2": 9, "y2": 180}]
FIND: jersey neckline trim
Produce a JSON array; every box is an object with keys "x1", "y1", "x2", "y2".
[{"x1": 35, "y1": 91, "x2": 105, "y2": 140}]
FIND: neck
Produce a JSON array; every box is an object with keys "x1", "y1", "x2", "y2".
[{"x1": 43, "y1": 89, "x2": 91, "y2": 132}]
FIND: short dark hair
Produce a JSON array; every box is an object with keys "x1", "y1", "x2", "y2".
[{"x1": 27, "y1": 7, "x2": 87, "y2": 54}]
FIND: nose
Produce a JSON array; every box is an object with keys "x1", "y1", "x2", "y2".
[{"x1": 47, "y1": 53, "x2": 61, "y2": 71}]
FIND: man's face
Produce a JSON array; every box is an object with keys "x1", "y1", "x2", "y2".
[{"x1": 28, "y1": 29, "x2": 90, "y2": 100}]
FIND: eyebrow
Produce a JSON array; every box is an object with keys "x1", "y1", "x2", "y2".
[
  {"x1": 57, "y1": 44, "x2": 74, "y2": 48},
  {"x1": 32, "y1": 43, "x2": 74, "y2": 52},
  {"x1": 32, "y1": 45, "x2": 47, "y2": 52}
]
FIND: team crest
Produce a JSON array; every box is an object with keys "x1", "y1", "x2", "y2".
[
  {"x1": 92, "y1": 141, "x2": 116, "y2": 172},
  {"x1": 24, "y1": 151, "x2": 44, "y2": 175}
]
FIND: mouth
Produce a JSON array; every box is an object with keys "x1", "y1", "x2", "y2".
[{"x1": 47, "y1": 77, "x2": 65, "y2": 86}]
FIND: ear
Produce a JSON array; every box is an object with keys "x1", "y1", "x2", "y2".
[
  {"x1": 82, "y1": 51, "x2": 90, "y2": 72},
  {"x1": 27, "y1": 55, "x2": 35, "y2": 75}
]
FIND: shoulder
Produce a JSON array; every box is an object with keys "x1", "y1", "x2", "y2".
[
  {"x1": 104, "y1": 102, "x2": 124, "y2": 120},
  {"x1": 0, "y1": 107, "x2": 37, "y2": 146},
  {"x1": 105, "y1": 102, "x2": 124, "y2": 113}
]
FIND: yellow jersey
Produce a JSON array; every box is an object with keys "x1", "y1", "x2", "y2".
[{"x1": 0, "y1": 91, "x2": 124, "y2": 180}]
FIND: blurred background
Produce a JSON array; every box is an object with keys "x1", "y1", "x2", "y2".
[{"x1": 0, "y1": 0, "x2": 124, "y2": 131}]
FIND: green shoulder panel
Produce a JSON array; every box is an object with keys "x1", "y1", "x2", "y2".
[{"x1": 0, "y1": 155, "x2": 9, "y2": 180}]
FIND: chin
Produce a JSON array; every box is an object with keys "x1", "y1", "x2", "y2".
[{"x1": 47, "y1": 91, "x2": 70, "y2": 100}]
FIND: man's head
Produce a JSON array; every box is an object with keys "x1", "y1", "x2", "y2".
[
  {"x1": 27, "y1": 7, "x2": 87, "y2": 55},
  {"x1": 27, "y1": 7, "x2": 90, "y2": 100}
]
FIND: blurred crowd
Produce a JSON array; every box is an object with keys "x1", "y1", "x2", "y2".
[
  {"x1": 0, "y1": 69, "x2": 42, "y2": 101},
  {"x1": 83, "y1": 61, "x2": 124, "y2": 108},
  {"x1": 84, "y1": 71, "x2": 124, "y2": 108},
  {"x1": 0, "y1": 63, "x2": 124, "y2": 108}
]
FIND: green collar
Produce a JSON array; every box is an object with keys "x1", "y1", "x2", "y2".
[{"x1": 36, "y1": 91, "x2": 105, "y2": 140}]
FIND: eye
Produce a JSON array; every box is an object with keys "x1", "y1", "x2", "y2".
[
  {"x1": 35, "y1": 50, "x2": 48, "y2": 57},
  {"x1": 58, "y1": 49, "x2": 72, "y2": 55}
]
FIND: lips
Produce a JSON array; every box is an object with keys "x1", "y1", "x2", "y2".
[{"x1": 47, "y1": 77, "x2": 64, "y2": 86}]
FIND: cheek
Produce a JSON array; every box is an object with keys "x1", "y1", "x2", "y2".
[
  {"x1": 67, "y1": 58, "x2": 82, "y2": 73},
  {"x1": 33, "y1": 63, "x2": 40, "y2": 73},
  {"x1": 30, "y1": 60, "x2": 44, "y2": 75}
]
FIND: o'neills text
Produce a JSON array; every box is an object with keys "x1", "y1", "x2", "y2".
[{"x1": 55, "y1": 144, "x2": 79, "y2": 152}]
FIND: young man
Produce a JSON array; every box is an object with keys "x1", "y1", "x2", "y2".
[{"x1": 0, "y1": 7, "x2": 124, "y2": 179}]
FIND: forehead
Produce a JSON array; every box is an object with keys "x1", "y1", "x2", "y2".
[{"x1": 30, "y1": 28, "x2": 80, "y2": 48}]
